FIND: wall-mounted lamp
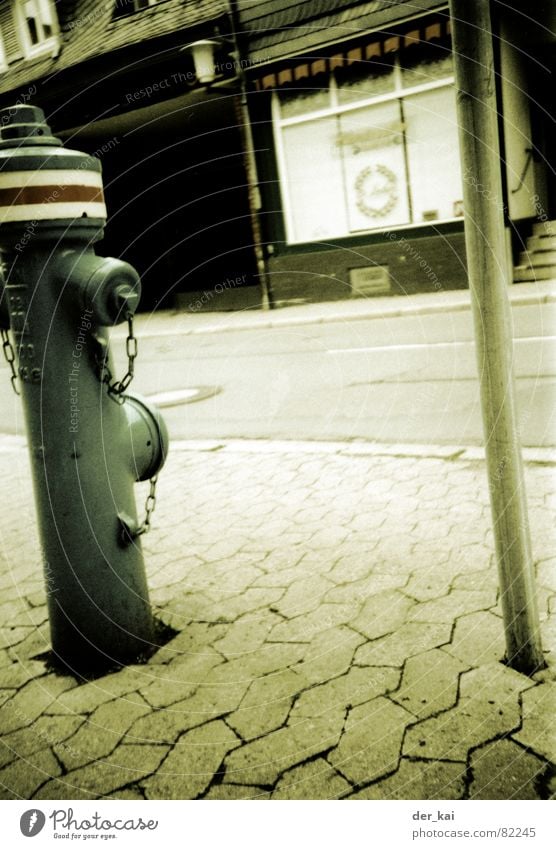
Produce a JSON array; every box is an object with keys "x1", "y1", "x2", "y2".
[{"x1": 181, "y1": 39, "x2": 221, "y2": 85}]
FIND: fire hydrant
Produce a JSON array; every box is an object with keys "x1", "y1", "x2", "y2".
[{"x1": 0, "y1": 105, "x2": 168, "y2": 671}]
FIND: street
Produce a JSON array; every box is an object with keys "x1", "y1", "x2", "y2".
[
  {"x1": 0, "y1": 302, "x2": 554, "y2": 446},
  {"x1": 114, "y1": 302, "x2": 555, "y2": 446}
]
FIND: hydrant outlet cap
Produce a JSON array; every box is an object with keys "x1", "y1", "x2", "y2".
[{"x1": 0, "y1": 105, "x2": 60, "y2": 148}]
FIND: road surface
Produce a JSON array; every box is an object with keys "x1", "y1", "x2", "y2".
[{"x1": 0, "y1": 302, "x2": 554, "y2": 446}]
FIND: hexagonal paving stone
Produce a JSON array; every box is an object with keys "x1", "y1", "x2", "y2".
[
  {"x1": 0, "y1": 714, "x2": 84, "y2": 772},
  {"x1": 273, "y1": 576, "x2": 335, "y2": 618},
  {"x1": 328, "y1": 696, "x2": 414, "y2": 786},
  {"x1": 354, "y1": 623, "x2": 452, "y2": 667},
  {"x1": 403, "y1": 663, "x2": 534, "y2": 761},
  {"x1": 54, "y1": 697, "x2": 151, "y2": 771},
  {"x1": 537, "y1": 558, "x2": 556, "y2": 593},
  {"x1": 324, "y1": 572, "x2": 408, "y2": 605},
  {"x1": 223, "y1": 714, "x2": 345, "y2": 787},
  {"x1": 2, "y1": 675, "x2": 77, "y2": 733},
  {"x1": 469, "y1": 739, "x2": 549, "y2": 799},
  {"x1": 35, "y1": 745, "x2": 170, "y2": 800},
  {"x1": 289, "y1": 666, "x2": 400, "y2": 723},
  {"x1": 444, "y1": 611, "x2": 506, "y2": 666},
  {"x1": 142, "y1": 720, "x2": 240, "y2": 800},
  {"x1": 348, "y1": 757, "x2": 466, "y2": 800},
  {"x1": 0, "y1": 748, "x2": 61, "y2": 800},
  {"x1": 391, "y1": 649, "x2": 469, "y2": 719},
  {"x1": 351, "y1": 591, "x2": 414, "y2": 641},
  {"x1": 139, "y1": 648, "x2": 225, "y2": 709},
  {"x1": 292, "y1": 626, "x2": 366, "y2": 685},
  {"x1": 227, "y1": 669, "x2": 306, "y2": 741},
  {"x1": 268, "y1": 604, "x2": 359, "y2": 644},
  {"x1": 211, "y1": 613, "x2": 282, "y2": 659},
  {"x1": 404, "y1": 572, "x2": 452, "y2": 603},
  {"x1": 407, "y1": 590, "x2": 496, "y2": 624},
  {"x1": 204, "y1": 783, "x2": 270, "y2": 800},
  {"x1": 513, "y1": 682, "x2": 556, "y2": 763},
  {"x1": 272, "y1": 758, "x2": 351, "y2": 799},
  {"x1": 46, "y1": 667, "x2": 154, "y2": 715}
]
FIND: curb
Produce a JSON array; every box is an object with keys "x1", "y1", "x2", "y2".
[
  {"x1": 153, "y1": 438, "x2": 556, "y2": 465},
  {"x1": 117, "y1": 288, "x2": 556, "y2": 339},
  {"x1": 2, "y1": 433, "x2": 554, "y2": 464}
]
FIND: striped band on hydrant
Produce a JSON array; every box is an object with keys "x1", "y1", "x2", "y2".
[{"x1": 0, "y1": 168, "x2": 106, "y2": 223}]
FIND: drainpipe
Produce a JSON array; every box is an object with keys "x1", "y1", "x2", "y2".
[{"x1": 228, "y1": 0, "x2": 274, "y2": 310}]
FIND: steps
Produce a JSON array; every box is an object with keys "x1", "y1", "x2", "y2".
[{"x1": 514, "y1": 220, "x2": 556, "y2": 282}]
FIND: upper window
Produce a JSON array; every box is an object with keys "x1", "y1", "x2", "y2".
[
  {"x1": 113, "y1": 0, "x2": 158, "y2": 19},
  {"x1": 16, "y1": 0, "x2": 59, "y2": 58}
]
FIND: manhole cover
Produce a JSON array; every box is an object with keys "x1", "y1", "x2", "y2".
[{"x1": 146, "y1": 386, "x2": 221, "y2": 408}]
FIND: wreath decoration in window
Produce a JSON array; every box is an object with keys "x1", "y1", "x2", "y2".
[{"x1": 354, "y1": 164, "x2": 398, "y2": 218}]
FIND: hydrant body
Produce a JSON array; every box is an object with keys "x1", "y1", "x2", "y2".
[{"x1": 0, "y1": 107, "x2": 167, "y2": 671}]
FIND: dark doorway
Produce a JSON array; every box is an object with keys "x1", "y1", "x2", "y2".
[{"x1": 61, "y1": 91, "x2": 259, "y2": 310}]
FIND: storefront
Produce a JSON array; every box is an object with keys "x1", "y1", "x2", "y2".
[
  {"x1": 272, "y1": 30, "x2": 462, "y2": 243},
  {"x1": 245, "y1": 9, "x2": 469, "y2": 303}
]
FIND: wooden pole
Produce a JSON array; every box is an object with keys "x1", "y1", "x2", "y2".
[{"x1": 448, "y1": 0, "x2": 544, "y2": 673}]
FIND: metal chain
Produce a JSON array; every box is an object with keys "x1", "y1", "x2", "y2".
[
  {"x1": 99, "y1": 313, "x2": 138, "y2": 404},
  {"x1": 134, "y1": 474, "x2": 159, "y2": 537},
  {"x1": 1, "y1": 328, "x2": 20, "y2": 395}
]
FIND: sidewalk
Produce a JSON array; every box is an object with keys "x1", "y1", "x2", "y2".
[
  {"x1": 118, "y1": 281, "x2": 556, "y2": 339},
  {"x1": 0, "y1": 437, "x2": 554, "y2": 800}
]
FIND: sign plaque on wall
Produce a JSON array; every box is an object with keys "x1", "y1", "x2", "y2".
[{"x1": 349, "y1": 265, "x2": 391, "y2": 297}]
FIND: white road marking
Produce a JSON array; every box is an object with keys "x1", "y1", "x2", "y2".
[
  {"x1": 146, "y1": 388, "x2": 200, "y2": 406},
  {"x1": 327, "y1": 335, "x2": 556, "y2": 354}
]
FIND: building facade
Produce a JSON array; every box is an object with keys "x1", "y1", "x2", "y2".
[
  {"x1": 0, "y1": 0, "x2": 260, "y2": 310},
  {"x1": 0, "y1": 1, "x2": 554, "y2": 310},
  {"x1": 239, "y1": 0, "x2": 556, "y2": 303}
]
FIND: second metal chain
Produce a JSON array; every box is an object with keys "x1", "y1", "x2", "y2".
[
  {"x1": 134, "y1": 475, "x2": 158, "y2": 537},
  {"x1": 100, "y1": 313, "x2": 138, "y2": 403},
  {"x1": 1, "y1": 327, "x2": 20, "y2": 395}
]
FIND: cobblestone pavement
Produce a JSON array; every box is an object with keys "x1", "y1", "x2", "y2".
[{"x1": 0, "y1": 438, "x2": 554, "y2": 800}]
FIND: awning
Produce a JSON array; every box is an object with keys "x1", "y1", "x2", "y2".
[
  {"x1": 241, "y1": 0, "x2": 448, "y2": 68},
  {"x1": 253, "y1": 13, "x2": 450, "y2": 91}
]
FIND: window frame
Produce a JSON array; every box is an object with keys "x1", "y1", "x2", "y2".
[
  {"x1": 15, "y1": 0, "x2": 60, "y2": 60},
  {"x1": 0, "y1": 25, "x2": 7, "y2": 71},
  {"x1": 272, "y1": 54, "x2": 461, "y2": 245}
]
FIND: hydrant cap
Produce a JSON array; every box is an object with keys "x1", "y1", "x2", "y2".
[
  {"x1": 0, "y1": 104, "x2": 107, "y2": 230},
  {"x1": 0, "y1": 105, "x2": 60, "y2": 148}
]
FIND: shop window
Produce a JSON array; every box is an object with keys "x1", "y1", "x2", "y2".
[
  {"x1": 273, "y1": 45, "x2": 463, "y2": 244},
  {"x1": 400, "y1": 41, "x2": 453, "y2": 89},
  {"x1": 16, "y1": 0, "x2": 58, "y2": 57},
  {"x1": 113, "y1": 0, "x2": 158, "y2": 18},
  {"x1": 279, "y1": 86, "x2": 330, "y2": 120},
  {"x1": 336, "y1": 55, "x2": 396, "y2": 106}
]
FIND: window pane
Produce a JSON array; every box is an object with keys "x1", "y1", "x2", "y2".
[
  {"x1": 26, "y1": 18, "x2": 40, "y2": 45},
  {"x1": 404, "y1": 86, "x2": 463, "y2": 222},
  {"x1": 338, "y1": 101, "x2": 410, "y2": 232},
  {"x1": 336, "y1": 57, "x2": 396, "y2": 105},
  {"x1": 280, "y1": 116, "x2": 348, "y2": 242},
  {"x1": 38, "y1": 0, "x2": 53, "y2": 25},
  {"x1": 278, "y1": 87, "x2": 330, "y2": 119},
  {"x1": 23, "y1": 0, "x2": 56, "y2": 44},
  {"x1": 400, "y1": 44, "x2": 453, "y2": 89}
]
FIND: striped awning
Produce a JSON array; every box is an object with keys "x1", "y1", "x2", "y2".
[{"x1": 254, "y1": 16, "x2": 451, "y2": 91}]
